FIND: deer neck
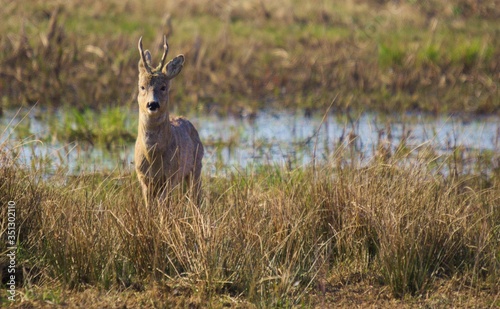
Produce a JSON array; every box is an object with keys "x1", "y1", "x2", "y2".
[{"x1": 138, "y1": 111, "x2": 171, "y2": 151}]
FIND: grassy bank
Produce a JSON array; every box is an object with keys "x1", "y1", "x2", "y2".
[
  {"x1": 1, "y1": 138, "x2": 499, "y2": 307},
  {"x1": 0, "y1": 0, "x2": 498, "y2": 115}
]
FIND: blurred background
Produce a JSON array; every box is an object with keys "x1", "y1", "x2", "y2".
[
  {"x1": 1, "y1": 3, "x2": 499, "y2": 305},
  {"x1": 0, "y1": 0, "x2": 498, "y2": 172}
]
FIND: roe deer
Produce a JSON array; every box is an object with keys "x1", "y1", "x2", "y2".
[{"x1": 135, "y1": 36, "x2": 203, "y2": 207}]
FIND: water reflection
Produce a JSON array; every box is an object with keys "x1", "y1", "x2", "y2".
[{"x1": 1, "y1": 108, "x2": 499, "y2": 175}]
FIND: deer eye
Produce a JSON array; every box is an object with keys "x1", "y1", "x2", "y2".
[
  {"x1": 140, "y1": 86, "x2": 145, "y2": 91},
  {"x1": 160, "y1": 86, "x2": 167, "y2": 91}
]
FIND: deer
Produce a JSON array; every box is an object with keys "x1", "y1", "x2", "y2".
[{"x1": 135, "y1": 36, "x2": 204, "y2": 208}]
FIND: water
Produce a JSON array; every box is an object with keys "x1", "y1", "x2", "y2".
[{"x1": 1, "y1": 108, "x2": 499, "y2": 175}]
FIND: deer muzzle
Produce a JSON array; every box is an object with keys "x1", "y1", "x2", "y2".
[{"x1": 147, "y1": 101, "x2": 160, "y2": 112}]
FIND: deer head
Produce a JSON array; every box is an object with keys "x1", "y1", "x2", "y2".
[{"x1": 137, "y1": 36, "x2": 185, "y2": 117}]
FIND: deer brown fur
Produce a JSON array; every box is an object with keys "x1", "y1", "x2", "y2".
[{"x1": 135, "y1": 36, "x2": 203, "y2": 207}]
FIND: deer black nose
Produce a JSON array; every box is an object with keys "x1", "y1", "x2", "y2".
[{"x1": 147, "y1": 101, "x2": 160, "y2": 111}]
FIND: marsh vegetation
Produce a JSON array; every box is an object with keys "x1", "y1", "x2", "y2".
[
  {"x1": 0, "y1": 0, "x2": 498, "y2": 114},
  {"x1": 1, "y1": 0, "x2": 499, "y2": 307},
  {"x1": 1, "y1": 125, "x2": 500, "y2": 307}
]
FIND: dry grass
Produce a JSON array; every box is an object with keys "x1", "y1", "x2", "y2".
[
  {"x1": 1, "y1": 0, "x2": 499, "y2": 306},
  {"x1": 0, "y1": 0, "x2": 498, "y2": 114},
  {"x1": 1, "y1": 139, "x2": 499, "y2": 307}
]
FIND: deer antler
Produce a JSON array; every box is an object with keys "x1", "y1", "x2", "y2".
[
  {"x1": 157, "y1": 35, "x2": 169, "y2": 71},
  {"x1": 138, "y1": 36, "x2": 152, "y2": 74}
]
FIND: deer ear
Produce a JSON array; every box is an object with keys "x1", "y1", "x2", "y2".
[
  {"x1": 138, "y1": 59, "x2": 147, "y2": 74},
  {"x1": 144, "y1": 50, "x2": 152, "y2": 66},
  {"x1": 163, "y1": 55, "x2": 184, "y2": 79},
  {"x1": 138, "y1": 50, "x2": 153, "y2": 74}
]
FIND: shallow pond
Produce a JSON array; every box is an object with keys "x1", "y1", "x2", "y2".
[{"x1": 1, "y1": 107, "x2": 499, "y2": 175}]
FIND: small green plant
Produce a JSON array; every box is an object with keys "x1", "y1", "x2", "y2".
[
  {"x1": 419, "y1": 44, "x2": 441, "y2": 64},
  {"x1": 378, "y1": 43, "x2": 405, "y2": 67}
]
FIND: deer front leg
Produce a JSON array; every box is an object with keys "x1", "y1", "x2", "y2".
[
  {"x1": 140, "y1": 179, "x2": 150, "y2": 208},
  {"x1": 139, "y1": 176, "x2": 159, "y2": 211}
]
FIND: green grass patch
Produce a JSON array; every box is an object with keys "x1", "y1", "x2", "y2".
[{"x1": 39, "y1": 107, "x2": 136, "y2": 148}]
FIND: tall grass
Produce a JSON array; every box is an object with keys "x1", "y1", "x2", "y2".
[{"x1": 1, "y1": 138, "x2": 499, "y2": 306}]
